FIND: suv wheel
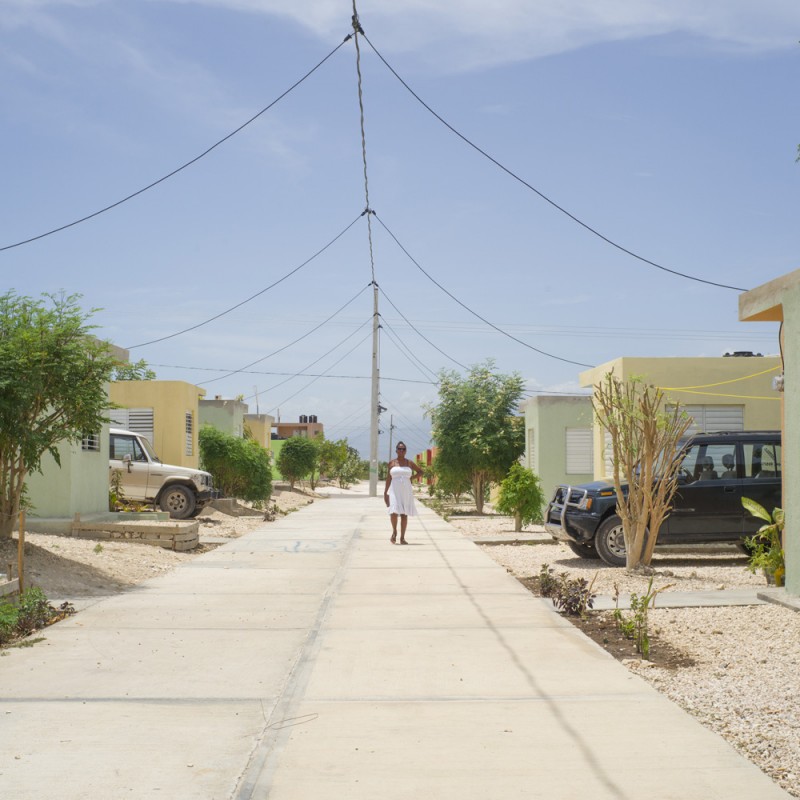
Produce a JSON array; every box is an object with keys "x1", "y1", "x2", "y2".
[
  {"x1": 159, "y1": 485, "x2": 196, "y2": 519},
  {"x1": 594, "y1": 515, "x2": 627, "y2": 567},
  {"x1": 567, "y1": 540, "x2": 600, "y2": 559}
]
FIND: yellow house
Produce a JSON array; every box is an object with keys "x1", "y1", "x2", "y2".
[
  {"x1": 109, "y1": 380, "x2": 206, "y2": 468},
  {"x1": 580, "y1": 355, "x2": 782, "y2": 479},
  {"x1": 244, "y1": 413, "x2": 275, "y2": 453}
]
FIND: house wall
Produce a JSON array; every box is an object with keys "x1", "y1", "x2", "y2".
[
  {"x1": 523, "y1": 396, "x2": 594, "y2": 499},
  {"x1": 274, "y1": 421, "x2": 324, "y2": 439},
  {"x1": 199, "y1": 397, "x2": 248, "y2": 439},
  {"x1": 110, "y1": 380, "x2": 205, "y2": 468},
  {"x1": 26, "y1": 426, "x2": 111, "y2": 521},
  {"x1": 579, "y1": 356, "x2": 782, "y2": 480},
  {"x1": 244, "y1": 414, "x2": 274, "y2": 452},
  {"x1": 740, "y1": 268, "x2": 798, "y2": 596}
]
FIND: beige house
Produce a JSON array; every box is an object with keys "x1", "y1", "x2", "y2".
[
  {"x1": 198, "y1": 396, "x2": 248, "y2": 439},
  {"x1": 580, "y1": 356, "x2": 782, "y2": 480},
  {"x1": 109, "y1": 380, "x2": 206, "y2": 468},
  {"x1": 739, "y1": 269, "x2": 796, "y2": 598},
  {"x1": 274, "y1": 416, "x2": 324, "y2": 440},
  {"x1": 244, "y1": 413, "x2": 275, "y2": 452}
]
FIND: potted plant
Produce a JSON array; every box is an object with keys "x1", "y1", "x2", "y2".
[{"x1": 742, "y1": 497, "x2": 785, "y2": 587}]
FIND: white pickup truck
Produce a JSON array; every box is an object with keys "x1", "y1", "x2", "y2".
[{"x1": 109, "y1": 427, "x2": 215, "y2": 519}]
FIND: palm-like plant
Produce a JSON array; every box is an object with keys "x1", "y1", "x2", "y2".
[{"x1": 742, "y1": 497, "x2": 785, "y2": 586}]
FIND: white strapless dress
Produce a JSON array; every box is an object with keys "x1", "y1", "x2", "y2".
[{"x1": 387, "y1": 465, "x2": 417, "y2": 516}]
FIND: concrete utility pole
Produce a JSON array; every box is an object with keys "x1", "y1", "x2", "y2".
[
  {"x1": 368, "y1": 281, "x2": 380, "y2": 496},
  {"x1": 387, "y1": 414, "x2": 394, "y2": 463}
]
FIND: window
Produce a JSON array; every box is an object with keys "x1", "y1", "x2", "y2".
[
  {"x1": 743, "y1": 442, "x2": 781, "y2": 479},
  {"x1": 185, "y1": 412, "x2": 193, "y2": 456},
  {"x1": 565, "y1": 428, "x2": 593, "y2": 474},
  {"x1": 109, "y1": 407, "x2": 154, "y2": 446},
  {"x1": 678, "y1": 442, "x2": 737, "y2": 482},
  {"x1": 526, "y1": 428, "x2": 536, "y2": 471},
  {"x1": 671, "y1": 405, "x2": 744, "y2": 436},
  {"x1": 81, "y1": 433, "x2": 100, "y2": 452},
  {"x1": 110, "y1": 434, "x2": 146, "y2": 462}
]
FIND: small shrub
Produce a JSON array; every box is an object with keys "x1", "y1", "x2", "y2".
[
  {"x1": 540, "y1": 567, "x2": 597, "y2": 617},
  {"x1": 612, "y1": 579, "x2": 672, "y2": 660}
]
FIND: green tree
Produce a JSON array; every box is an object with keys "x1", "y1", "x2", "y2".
[
  {"x1": 426, "y1": 361, "x2": 525, "y2": 514},
  {"x1": 0, "y1": 292, "x2": 116, "y2": 538},
  {"x1": 593, "y1": 374, "x2": 691, "y2": 569},
  {"x1": 199, "y1": 426, "x2": 272, "y2": 505},
  {"x1": 335, "y1": 445, "x2": 365, "y2": 488},
  {"x1": 495, "y1": 463, "x2": 546, "y2": 532},
  {"x1": 276, "y1": 436, "x2": 317, "y2": 489},
  {"x1": 112, "y1": 358, "x2": 156, "y2": 381}
]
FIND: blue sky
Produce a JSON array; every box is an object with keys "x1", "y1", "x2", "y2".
[{"x1": 2, "y1": 1, "x2": 798, "y2": 458}]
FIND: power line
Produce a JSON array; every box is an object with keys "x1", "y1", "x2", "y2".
[
  {"x1": 1, "y1": 36, "x2": 352, "y2": 253},
  {"x1": 266, "y1": 328, "x2": 374, "y2": 413},
  {"x1": 362, "y1": 33, "x2": 747, "y2": 294},
  {"x1": 197, "y1": 283, "x2": 370, "y2": 386},
  {"x1": 245, "y1": 317, "x2": 372, "y2": 400},
  {"x1": 379, "y1": 287, "x2": 467, "y2": 370},
  {"x1": 128, "y1": 215, "x2": 364, "y2": 349},
  {"x1": 375, "y1": 213, "x2": 594, "y2": 368},
  {"x1": 149, "y1": 363, "x2": 433, "y2": 384},
  {"x1": 380, "y1": 317, "x2": 439, "y2": 383}
]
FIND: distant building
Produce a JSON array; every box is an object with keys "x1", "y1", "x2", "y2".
[{"x1": 273, "y1": 415, "x2": 324, "y2": 440}]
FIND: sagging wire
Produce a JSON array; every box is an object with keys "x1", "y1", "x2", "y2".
[
  {"x1": 374, "y1": 212, "x2": 594, "y2": 368},
  {"x1": 362, "y1": 33, "x2": 747, "y2": 294},
  {"x1": 2, "y1": 36, "x2": 353, "y2": 253},
  {"x1": 196, "y1": 283, "x2": 371, "y2": 386},
  {"x1": 128, "y1": 214, "x2": 365, "y2": 349}
]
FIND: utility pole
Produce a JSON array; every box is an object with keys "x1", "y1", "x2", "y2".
[
  {"x1": 368, "y1": 281, "x2": 380, "y2": 496},
  {"x1": 387, "y1": 414, "x2": 394, "y2": 463}
]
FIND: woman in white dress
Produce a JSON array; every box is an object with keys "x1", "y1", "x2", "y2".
[{"x1": 383, "y1": 442, "x2": 424, "y2": 544}]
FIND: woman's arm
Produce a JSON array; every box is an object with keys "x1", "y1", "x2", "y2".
[
  {"x1": 409, "y1": 460, "x2": 424, "y2": 478},
  {"x1": 384, "y1": 460, "x2": 395, "y2": 506}
]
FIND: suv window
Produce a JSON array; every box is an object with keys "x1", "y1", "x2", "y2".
[
  {"x1": 743, "y1": 442, "x2": 781, "y2": 479},
  {"x1": 679, "y1": 442, "x2": 737, "y2": 483},
  {"x1": 110, "y1": 434, "x2": 147, "y2": 462}
]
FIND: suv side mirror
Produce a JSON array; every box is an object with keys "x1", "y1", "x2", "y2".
[{"x1": 122, "y1": 453, "x2": 132, "y2": 472}]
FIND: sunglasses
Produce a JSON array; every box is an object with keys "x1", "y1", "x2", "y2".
[{"x1": 397, "y1": 446, "x2": 406, "y2": 450}]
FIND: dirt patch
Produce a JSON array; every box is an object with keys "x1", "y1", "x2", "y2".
[{"x1": 518, "y1": 575, "x2": 695, "y2": 669}]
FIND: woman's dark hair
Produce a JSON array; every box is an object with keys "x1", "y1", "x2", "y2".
[{"x1": 396, "y1": 441, "x2": 407, "y2": 450}]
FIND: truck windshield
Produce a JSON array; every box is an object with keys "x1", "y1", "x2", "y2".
[{"x1": 139, "y1": 437, "x2": 161, "y2": 463}]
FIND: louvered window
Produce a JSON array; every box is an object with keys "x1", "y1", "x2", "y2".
[
  {"x1": 669, "y1": 405, "x2": 744, "y2": 437},
  {"x1": 185, "y1": 412, "x2": 193, "y2": 456},
  {"x1": 565, "y1": 428, "x2": 593, "y2": 474},
  {"x1": 526, "y1": 428, "x2": 536, "y2": 471},
  {"x1": 109, "y1": 408, "x2": 155, "y2": 447}
]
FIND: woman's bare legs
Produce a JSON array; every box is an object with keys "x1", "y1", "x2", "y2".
[
  {"x1": 390, "y1": 513, "x2": 398, "y2": 543},
  {"x1": 399, "y1": 515, "x2": 409, "y2": 544}
]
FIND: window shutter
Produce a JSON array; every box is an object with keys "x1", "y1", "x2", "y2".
[
  {"x1": 185, "y1": 412, "x2": 193, "y2": 456},
  {"x1": 109, "y1": 408, "x2": 154, "y2": 447},
  {"x1": 565, "y1": 428, "x2": 593, "y2": 474}
]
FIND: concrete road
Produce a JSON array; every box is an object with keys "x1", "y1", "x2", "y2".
[{"x1": 0, "y1": 487, "x2": 790, "y2": 799}]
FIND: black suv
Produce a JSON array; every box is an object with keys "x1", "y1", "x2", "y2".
[{"x1": 544, "y1": 431, "x2": 781, "y2": 566}]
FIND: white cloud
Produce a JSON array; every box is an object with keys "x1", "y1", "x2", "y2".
[{"x1": 155, "y1": 0, "x2": 800, "y2": 69}]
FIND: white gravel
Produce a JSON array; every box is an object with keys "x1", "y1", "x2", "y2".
[{"x1": 445, "y1": 513, "x2": 800, "y2": 798}]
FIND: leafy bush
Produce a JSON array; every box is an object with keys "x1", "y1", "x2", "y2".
[
  {"x1": 538, "y1": 565, "x2": 596, "y2": 617},
  {"x1": 199, "y1": 426, "x2": 272, "y2": 504},
  {"x1": 275, "y1": 436, "x2": 318, "y2": 489},
  {"x1": 0, "y1": 588, "x2": 76, "y2": 646},
  {"x1": 495, "y1": 464, "x2": 546, "y2": 531}
]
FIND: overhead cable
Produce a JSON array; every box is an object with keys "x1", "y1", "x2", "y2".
[
  {"x1": 1, "y1": 36, "x2": 352, "y2": 253},
  {"x1": 379, "y1": 287, "x2": 467, "y2": 370},
  {"x1": 197, "y1": 283, "x2": 371, "y2": 386},
  {"x1": 375, "y1": 214, "x2": 594, "y2": 368},
  {"x1": 380, "y1": 318, "x2": 439, "y2": 383},
  {"x1": 128, "y1": 215, "x2": 364, "y2": 349},
  {"x1": 362, "y1": 34, "x2": 747, "y2": 294},
  {"x1": 265, "y1": 328, "x2": 374, "y2": 412}
]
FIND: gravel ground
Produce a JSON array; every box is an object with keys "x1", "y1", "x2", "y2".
[{"x1": 444, "y1": 510, "x2": 800, "y2": 798}]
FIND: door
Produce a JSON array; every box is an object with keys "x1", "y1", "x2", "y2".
[
  {"x1": 110, "y1": 432, "x2": 151, "y2": 501},
  {"x1": 665, "y1": 441, "x2": 742, "y2": 541}
]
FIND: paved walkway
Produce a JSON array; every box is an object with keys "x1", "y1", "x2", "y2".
[{"x1": 0, "y1": 488, "x2": 790, "y2": 799}]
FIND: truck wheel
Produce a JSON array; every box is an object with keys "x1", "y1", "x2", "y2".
[
  {"x1": 594, "y1": 515, "x2": 627, "y2": 567},
  {"x1": 567, "y1": 540, "x2": 600, "y2": 559},
  {"x1": 159, "y1": 485, "x2": 196, "y2": 519}
]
